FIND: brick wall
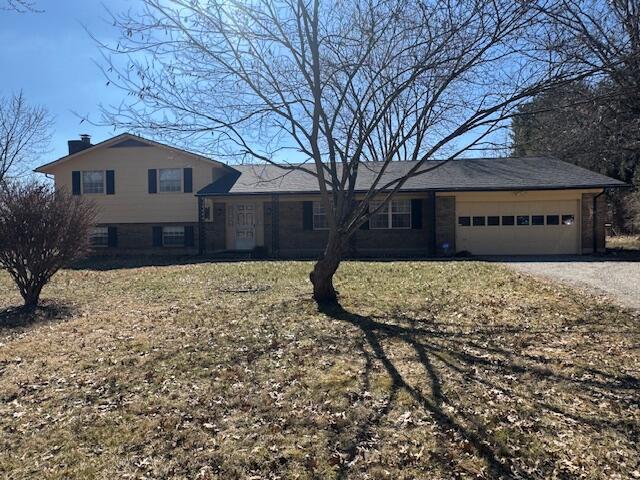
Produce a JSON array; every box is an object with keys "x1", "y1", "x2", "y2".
[
  {"x1": 272, "y1": 197, "x2": 434, "y2": 258},
  {"x1": 435, "y1": 196, "x2": 455, "y2": 254},
  {"x1": 581, "y1": 193, "x2": 606, "y2": 253},
  {"x1": 91, "y1": 222, "x2": 200, "y2": 255},
  {"x1": 277, "y1": 201, "x2": 329, "y2": 257},
  {"x1": 205, "y1": 202, "x2": 226, "y2": 251},
  {"x1": 353, "y1": 196, "x2": 431, "y2": 257}
]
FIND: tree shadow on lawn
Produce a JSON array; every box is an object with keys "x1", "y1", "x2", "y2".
[
  {"x1": 0, "y1": 302, "x2": 76, "y2": 334},
  {"x1": 319, "y1": 303, "x2": 639, "y2": 479}
]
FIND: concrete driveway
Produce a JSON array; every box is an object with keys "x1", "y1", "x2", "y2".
[{"x1": 495, "y1": 256, "x2": 640, "y2": 309}]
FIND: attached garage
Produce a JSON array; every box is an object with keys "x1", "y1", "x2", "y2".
[{"x1": 452, "y1": 191, "x2": 587, "y2": 255}]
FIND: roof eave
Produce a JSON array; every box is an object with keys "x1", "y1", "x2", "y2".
[
  {"x1": 195, "y1": 182, "x2": 629, "y2": 196},
  {"x1": 34, "y1": 133, "x2": 236, "y2": 173}
]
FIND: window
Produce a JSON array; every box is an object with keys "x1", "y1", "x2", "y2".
[
  {"x1": 313, "y1": 201, "x2": 329, "y2": 230},
  {"x1": 163, "y1": 226, "x2": 185, "y2": 246},
  {"x1": 369, "y1": 200, "x2": 411, "y2": 229},
  {"x1": 517, "y1": 215, "x2": 530, "y2": 226},
  {"x1": 82, "y1": 170, "x2": 105, "y2": 194},
  {"x1": 159, "y1": 168, "x2": 182, "y2": 192},
  {"x1": 502, "y1": 216, "x2": 515, "y2": 226},
  {"x1": 90, "y1": 227, "x2": 108, "y2": 247},
  {"x1": 472, "y1": 216, "x2": 485, "y2": 226},
  {"x1": 562, "y1": 214, "x2": 575, "y2": 225},
  {"x1": 370, "y1": 200, "x2": 389, "y2": 229},
  {"x1": 487, "y1": 216, "x2": 500, "y2": 226},
  {"x1": 546, "y1": 215, "x2": 560, "y2": 225},
  {"x1": 458, "y1": 216, "x2": 471, "y2": 226},
  {"x1": 532, "y1": 215, "x2": 544, "y2": 225},
  {"x1": 391, "y1": 200, "x2": 411, "y2": 228}
]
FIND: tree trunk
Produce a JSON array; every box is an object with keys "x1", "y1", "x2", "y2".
[
  {"x1": 20, "y1": 283, "x2": 42, "y2": 311},
  {"x1": 310, "y1": 233, "x2": 346, "y2": 305}
]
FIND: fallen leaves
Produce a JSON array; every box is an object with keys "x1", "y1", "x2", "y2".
[{"x1": 0, "y1": 260, "x2": 638, "y2": 479}]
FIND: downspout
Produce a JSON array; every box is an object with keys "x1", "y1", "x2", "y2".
[{"x1": 592, "y1": 189, "x2": 606, "y2": 254}]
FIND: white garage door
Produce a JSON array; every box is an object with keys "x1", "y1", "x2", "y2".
[{"x1": 456, "y1": 200, "x2": 580, "y2": 255}]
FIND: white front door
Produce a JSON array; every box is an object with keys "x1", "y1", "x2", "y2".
[{"x1": 235, "y1": 203, "x2": 256, "y2": 250}]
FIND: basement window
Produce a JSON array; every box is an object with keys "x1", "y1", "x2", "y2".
[
  {"x1": 163, "y1": 226, "x2": 185, "y2": 247},
  {"x1": 89, "y1": 227, "x2": 108, "y2": 247}
]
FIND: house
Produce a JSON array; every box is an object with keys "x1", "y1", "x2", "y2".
[{"x1": 35, "y1": 133, "x2": 626, "y2": 257}]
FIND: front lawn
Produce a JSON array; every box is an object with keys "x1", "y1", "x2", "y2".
[
  {"x1": 608, "y1": 235, "x2": 640, "y2": 251},
  {"x1": 0, "y1": 260, "x2": 638, "y2": 479}
]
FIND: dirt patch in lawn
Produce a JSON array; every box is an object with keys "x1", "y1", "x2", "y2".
[{"x1": 0, "y1": 261, "x2": 638, "y2": 479}]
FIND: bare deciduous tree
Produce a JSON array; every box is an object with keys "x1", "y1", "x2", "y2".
[
  {"x1": 0, "y1": 91, "x2": 53, "y2": 183},
  {"x1": 98, "y1": 0, "x2": 592, "y2": 304},
  {"x1": 512, "y1": 1, "x2": 640, "y2": 233},
  {"x1": 0, "y1": 182, "x2": 96, "y2": 309}
]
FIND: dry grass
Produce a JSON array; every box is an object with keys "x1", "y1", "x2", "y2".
[
  {"x1": 0, "y1": 260, "x2": 638, "y2": 479},
  {"x1": 608, "y1": 235, "x2": 640, "y2": 251}
]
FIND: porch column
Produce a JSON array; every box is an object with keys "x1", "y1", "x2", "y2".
[
  {"x1": 270, "y1": 193, "x2": 280, "y2": 257},
  {"x1": 197, "y1": 196, "x2": 206, "y2": 255}
]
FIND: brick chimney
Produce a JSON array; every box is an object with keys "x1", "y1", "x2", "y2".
[{"x1": 68, "y1": 134, "x2": 92, "y2": 155}]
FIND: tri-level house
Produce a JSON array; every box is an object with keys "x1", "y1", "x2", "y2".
[{"x1": 35, "y1": 133, "x2": 626, "y2": 257}]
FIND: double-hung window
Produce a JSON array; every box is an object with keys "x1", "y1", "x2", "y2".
[
  {"x1": 82, "y1": 171, "x2": 105, "y2": 194},
  {"x1": 391, "y1": 200, "x2": 411, "y2": 228},
  {"x1": 313, "y1": 201, "x2": 329, "y2": 230},
  {"x1": 163, "y1": 226, "x2": 185, "y2": 246},
  {"x1": 369, "y1": 199, "x2": 411, "y2": 229},
  {"x1": 89, "y1": 227, "x2": 108, "y2": 247},
  {"x1": 159, "y1": 168, "x2": 182, "y2": 192}
]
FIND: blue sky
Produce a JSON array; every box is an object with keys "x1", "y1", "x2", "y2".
[
  {"x1": 0, "y1": 0, "x2": 132, "y2": 163},
  {"x1": 0, "y1": 0, "x2": 509, "y2": 169}
]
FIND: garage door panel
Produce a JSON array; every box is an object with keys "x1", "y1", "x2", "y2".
[{"x1": 456, "y1": 200, "x2": 579, "y2": 255}]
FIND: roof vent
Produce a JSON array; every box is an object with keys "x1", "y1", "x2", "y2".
[{"x1": 68, "y1": 134, "x2": 93, "y2": 155}]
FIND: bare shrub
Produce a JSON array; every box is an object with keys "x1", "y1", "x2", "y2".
[{"x1": 0, "y1": 181, "x2": 96, "y2": 308}]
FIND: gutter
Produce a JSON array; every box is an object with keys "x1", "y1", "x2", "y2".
[{"x1": 195, "y1": 183, "x2": 629, "y2": 197}]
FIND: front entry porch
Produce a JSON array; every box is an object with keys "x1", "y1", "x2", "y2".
[{"x1": 197, "y1": 196, "x2": 270, "y2": 255}]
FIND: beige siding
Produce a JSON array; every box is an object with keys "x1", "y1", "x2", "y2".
[{"x1": 45, "y1": 145, "x2": 228, "y2": 223}]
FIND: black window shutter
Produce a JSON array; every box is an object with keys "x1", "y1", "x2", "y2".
[
  {"x1": 152, "y1": 226, "x2": 163, "y2": 247},
  {"x1": 302, "y1": 201, "x2": 313, "y2": 230},
  {"x1": 183, "y1": 168, "x2": 193, "y2": 193},
  {"x1": 411, "y1": 199, "x2": 423, "y2": 229},
  {"x1": 72, "y1": 171, "x2": 81, "y2": 195},
  {"x1": 107, "y1": 226, "x2": 118, "y2": 247},
  {"x1": 184, "y1": 226, "x2": 195, "y2": 247},
  {"x1": 359, "y1": 203, "x2": 369, "y2": 230},
  {"x1": 148, "y1": 169, "x2": 157, "y2": 194},
  {"x1": 106, "y1": 170, "x2": 115, "y2": 195}
]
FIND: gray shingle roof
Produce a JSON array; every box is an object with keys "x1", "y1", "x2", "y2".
[{"x1": 196, "y1": 157, "x2": 627, "y2": 196}]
